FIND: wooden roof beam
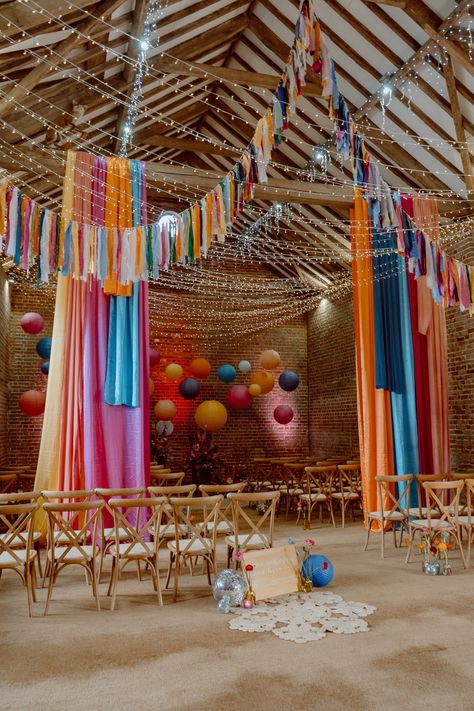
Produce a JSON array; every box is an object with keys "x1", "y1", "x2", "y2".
[
  {"x1": 442, "y1": 55, "x2": 474, "y2": 200},
  {"x1": 0, "y1": 0, "x2": 125, "y2": 119}
]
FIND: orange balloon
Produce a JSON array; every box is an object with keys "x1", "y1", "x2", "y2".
[
  {"x1": 165, "y1": 363, "x2": 183, "y2": 381},
  {"x1": 260, "y1": 349, "x2": 281, "y2": 370},
  {"x1": 149, "y1": 378, "x2": 155, "y2": 397},
  {"x1": 250, "y1": 371, "x2": 274, "y2": 394},
  {"x1": 248, "y1": 383, "x2": 262, "y2": 397},
  {"x1": 190, "y1": 357, "x2": 211, "y2": 379},
  {"x1": 154, "y1": 400, "x2": 177, "y2": 420},
  {"x1": 194, "y1": 400, "x2": 228, "y2": 433}
]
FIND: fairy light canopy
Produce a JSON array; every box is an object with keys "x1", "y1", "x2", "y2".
[{"x1": 0, "y1": 0, "x2": 473, "y2": 295}]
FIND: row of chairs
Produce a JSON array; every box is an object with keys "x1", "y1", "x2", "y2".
[
  {"x1": 365, "y1": 473, "x2": 474, "y2": 565},
  {"x1": 0, "y1": 483, "x2": 280, "y2": 616}
]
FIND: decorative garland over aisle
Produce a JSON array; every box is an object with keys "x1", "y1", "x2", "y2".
[{"x1": 0, "y1": 0, "x2": 472, "y2": 313}]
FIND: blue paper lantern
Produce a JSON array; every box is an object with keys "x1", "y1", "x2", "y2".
[
  {"x1": 217, "y1": 364, "x2": 236, "y2": 383},
  {"x1": 279, "y1": 370, "x2": 300, "y2": 392},
  {"x1": 238, "y1": 360, "x2": 251, "y2": 373},
  {"x1": 178, "y1": 377, "x2": 200, "y2": 400},
  {"x1": 301, "y1": 555, "x2": 334, "y2": 588},
  {"x1": 36, "y1": 337, "x2": 52, "y2": 360},
  {"x1": 41, "y1": 361, "x2": 49, "y2": 376}
]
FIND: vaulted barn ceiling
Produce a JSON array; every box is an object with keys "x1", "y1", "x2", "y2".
[{"x1": 0, "y1": 0, "x2": 472, "y2": 287}]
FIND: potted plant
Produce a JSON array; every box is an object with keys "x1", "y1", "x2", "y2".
[{"x1": 185, "y1": 431, "x2": 221, "y2": 488}]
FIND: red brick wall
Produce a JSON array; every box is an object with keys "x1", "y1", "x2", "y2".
[
  {"x1": 307, "y1": 294, "x2": 359, "y2": 458},
  {"x1": 7, "y1": 282, "x2": 55, "y2": 466},
  {"x1": 445, "y1": 232, "x2": 474, "y2": 472},
  {"x1": 0, "y1": 268, "x2": 10, "y2": 465}
]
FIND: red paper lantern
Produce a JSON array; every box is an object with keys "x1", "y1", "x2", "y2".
[
  {"x1": 19, "y1": 390, "x2": 46, "y2": 416},
  {"x1": 20, "y1": 312, "x2": 44, "y2": 335},
  {"x1": 227, "y1": 384, "x2": 252, "y2": 410},
  {"x1": 273, "y1": 405, "x2": 294, "y2": 425}
]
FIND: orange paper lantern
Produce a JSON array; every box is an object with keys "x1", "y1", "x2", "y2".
[
  {"x1": 194, "y1": 400, "x2": 228, "y2": 433},
  {"x1": 154, "y1": 399, "x2": 177, "y2": 420},
  {"x1": 165, "y1": 363, "x2": 183, "y2": 381},
  {"x1": 190, "y1": 358, "x2": 211, "y2": 379},
  {"x1": 250, "y1": 371, "x2": 274, "y2": 394},
  {"x1": 259, "y1": 349, "x2": 281, "y2": 370},
  {"x1": 248, "y1": 383, "x2": 262, "y2": 397}
]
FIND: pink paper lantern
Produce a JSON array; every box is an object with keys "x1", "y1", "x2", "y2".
[
  {"x1": 273, "y1": 404, "x2": 294, "y2": 425},
  {"x1": 227, "y1": 384, "x2": 253, "y2": 410},
  {"x1": 20, "y1": 312, "x2": 44, "y2": 335},
  {"x1": 149, "y1": 348, "x2": 160, "y2": 368}
]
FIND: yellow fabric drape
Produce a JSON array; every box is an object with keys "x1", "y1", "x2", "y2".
[{"x1": 351, "y1": 191, "x2": 394, "y2": 523}]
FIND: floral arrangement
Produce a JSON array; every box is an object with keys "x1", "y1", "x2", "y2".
[
  {"x1": 150, "y1": 429, "x2": 169, "y2": 466},
  {"x1": 411, "y1": 529, "x2": 453, "y2": 575},
  {"x1": 288, "y1": 537, "x2": 315, "y2": 592},
  {"x1": 184, "y1": 431, "x2": 221, "y2": 487}
]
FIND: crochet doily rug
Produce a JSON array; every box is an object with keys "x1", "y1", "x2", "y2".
[{"x1": 228, "y1": 591, "x2": 376, "y2": 644}]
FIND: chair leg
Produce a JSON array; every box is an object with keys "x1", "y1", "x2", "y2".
[
  {"x1": 152, "y1": 557, "x2": 163, "y2": 606},
  {"x1": 91, "y1": 562, "x2": 101, "y2": 612},
  {"x1": 25, "y1": 565, "x2": 33, "y2": 617},
  {"x1": 341, "y1": 502, "x2": 346, "y2": 529},
  {"x1": 457, "y1": 528, "x2": 467, "y2": 569},
  {"x1": 43, "y1": 563, "x2": 56, "y2": 616},
  {"x1": 206, "y1": 558, "x2": 212, "y2": 586},
  {"x1": 405, "y1": 526, "x2": 414, "y2": 564},
  {"x1": 41, "y1": 557, "x2": 50, "y2": 589},
  {"x1": 34, "y1": 542, "x2": 42, "y2": 577},
  {"x1": 109, "y1": 557, "x2": 120, "y2": 611},
  {"x1": 173, "y1": 555, "x2": 181, "y2": 603},
  {"x1": 165, "y1": 552, "x2": 173, "y2": 590},
  {"x1": 107, "y1": 557, "x2": 116, "y2": 597},
  {"x1": 30, "y1": 562, "x2": 37, "y2": 602},
  {"x1": 381, "y1": 527, "x2": 385, "y2": 559},
  {"x1": 363, "y1": 520, "x2": 373, "y2": 551}
]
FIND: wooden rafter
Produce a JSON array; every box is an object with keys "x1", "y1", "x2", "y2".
[{"x1": 442, "y1": 55, "x2": 474, "y2": 200}]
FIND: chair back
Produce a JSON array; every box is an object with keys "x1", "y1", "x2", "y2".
[
  {"x1": 0, "y1": 491, "x2": 41, "y2": 504},
  {"x1": 337, "y1": 464, "x2": 361, "y2": 497},
  {"x1": 43, "y1": 500, "x2": 104, "y2": 564},
  {"x1": 0, "y1": 502, "x2": 39, "y2": 565},
  {"x1": 199, "y1": 483, "x2": 246, "y2": 534},
  {"x1": 148, "y1": 484, "x2": 196, "y2": 497},
  {"x1": 108, "y1": 496, "x2": 167, "y2": 558},
  {"x1": 95, "y1": 487, "x2": 145, "y2": 524},
  {"x1": 304, "y1": 465, "x2": 336, "y2": 498},
  {"x1": 42, "y1": 489, "x2": 94, "y2": 502},
  {"x1": 0, "y1": 473, "x2": 18, "y2": 494},
  {"x1": 150, "y1": 471, "x2": 185, "y2": 487},
  {"x1": 169, "y1": 494, "x2": 223, "y2": 557},
  {"x1": 415, "y1": 474, "x2": 446, "y2": 509},
  {"x1": 423, "y1": 480, "x2": 464, "y2": 529},
  {"x1": 375, "y1": 475, "x2": 412, "y2": 517},
  {"x1": 227, "y1": 491, "x2": 279, "y2": 550}
]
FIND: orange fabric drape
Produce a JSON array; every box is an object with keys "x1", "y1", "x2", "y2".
[{"x1": 351, "y1": 191, "x2": 394, "y2": 522}]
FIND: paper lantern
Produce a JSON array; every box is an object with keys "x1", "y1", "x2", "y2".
[
  {"x1": 301, "y1": 555, "x2": 334, "y2": 588},
  {"x1": 273, "y1": 405, "x2": 294, "y2": 425},
  {"x1": 41, "y1": 361, "x2": 50, "y2": 376},
  {"x1": 195, "y1": 400, "x2": 228, "y2": 432},
  {"x1": 19, "y1": 390, "x2": 46, "y2": 416},
  {"x1": 190, "y1": 358, "x2": 212, "y2": 379},
  {"x1": 250, "y1": 371, "x2": 274, "y2": 394},
  {"x1": 149, "y1": 348, "x2": 160, "y2": 368},
  {"x1": 238, "y1": 360, "x2": 251, "y2": 373},
  {"x1": 149, "y1": 378, "x2": 155, "y2": 397},
  {"x1": 227, "y1": 384, "x2": 252, "y2": 410},
  {"x1": 279, "y1": 370, "x2": 300, "y2": 392},
  {"x1": 154, "y1": 400, "x2": 177, "y2": 420},
  {"x1": 179, "y1": 377, "x2": 200, "y2": 400},
  {"x1": 248, "y1": 383, "x2": 262, "y2": 397},
  {"x1": 217, "y1": 364, "x2": 237, "y2": 383},
  {"x1": 156, "y1": 420, "x2": 174, "y2": 436},
  {"x1": 259, "y1": 349, "x2": 281, "y2": 370},
  {"x1": 165, "y1": 363, "x2": 183, "y2": 381},
  {"x1": 20, "y1": 312, "x2": 44, "y2": 335},
  {"x1": 36, "y1": 337, "x2": 52, "y2": 360}
]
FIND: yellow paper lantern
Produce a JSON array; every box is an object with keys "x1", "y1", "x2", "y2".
[
  {"x1": 259, "y1": 349, "x2": 281, "y2": 370},
  {"x1": 250, "y1": 371, "x2": 274, "y2": 394},
  {"x1": 154, "y1": 400, "x2": 177, "y2": 420},
  {"x1": 165, "y1": 363, "x2": 183, "y2": 381},
  {"x1": 190, "y1": 357, "x2": 211, "y2": 379},
  {"x1": 194, "y1": 400, "x2": 228, "y2": 433},
  {"x1": 248, "y1": 383, "x2": 262, "y2": 397},
  {"x1": 149, "y1": 378, "x2": 155, "y2": 397}
]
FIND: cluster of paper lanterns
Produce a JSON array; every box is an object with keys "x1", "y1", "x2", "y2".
[
  {"x1": 19, "y1": 312, "x2": 50, "y2": 416},
  {"x1": 149, "y1": 346, "x2": 300, "y2": 433}
]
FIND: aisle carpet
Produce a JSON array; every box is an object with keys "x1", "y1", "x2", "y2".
[{"x1": 1, "y1": 520, "x2": 473, "y2": 710}]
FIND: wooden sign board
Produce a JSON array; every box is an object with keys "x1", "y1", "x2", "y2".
[{"x1": 242, "y1": 545, "x2": 300, "y2": 601}]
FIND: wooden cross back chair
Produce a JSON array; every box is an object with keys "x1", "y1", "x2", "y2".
[
  {"x1": 409, "y1": 474, "x2": 446, "y2": 518},
  {"x1": 107, "y1": 496, "x2": 168, "y2": 610},
  {"x1": 165, "y1": 494, "x2": 223, "y2": 602},
  {"x1": 199, "y1": 482, "x2": 246, "y2": 536},
  {"x1": 365, "y1": 475, "x2": 412, "y2": 558},
  {"x1": 150, "y1": 470, "x2": 185, "y2": 487},
  {"x1": 279, "y1": 463, "x2": 307, "y2": 518},
  {"x1": 333, "y1": 464, "x2": 362, "y2": 527},
  {"x1": 300, "y1": 466, "x2": 336, "y2": 528},
  {"x1": 406, "y1": 480, "x2": 467, "y2": 568},
  {"x1": 0, "y1": 473, "x2": 18, "y2": 494},
  {"x1": 148, "y1": 484, "x2": 196, "y2": 545},
  {"x1": 225, "y1": 490, "x2": 280, "y2": 567},
  {"x1": 0, "y1": 491, "x2": 43, "y2": 576},
  {"x1": 0, "y1": 502, "x2": 39, "y2": 616},
  {"x1": 43, "y1": 500, "x2": 104, "y2": 615}
]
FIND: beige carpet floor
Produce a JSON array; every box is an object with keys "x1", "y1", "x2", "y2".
[{"x1": 1, "y1": 518, "x2": 474, "y2": 711}]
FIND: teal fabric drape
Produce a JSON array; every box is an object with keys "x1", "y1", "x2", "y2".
[{"x1": 104, "y1": 282, "x2": 140, "y2": 407}]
